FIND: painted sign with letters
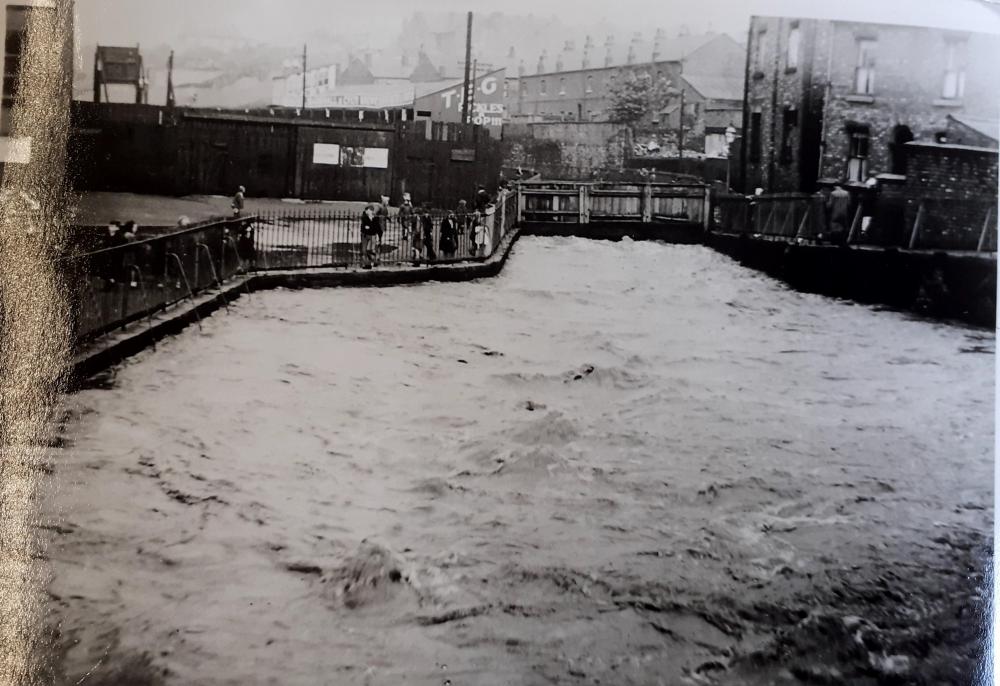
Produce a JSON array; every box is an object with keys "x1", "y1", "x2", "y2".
[{"x1": 412, "y1": 68, "x2": 506, "y2": 136}]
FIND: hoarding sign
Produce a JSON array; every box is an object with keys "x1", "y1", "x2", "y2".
[
  {"x1": 339, "y1": 146, "x2": 390, "y2": 168},
  {"x1": 312, "y1": 143, "x2": 341, "y2": 165}
]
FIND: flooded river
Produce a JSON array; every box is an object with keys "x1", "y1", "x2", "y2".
[{"x1": 44, "y1": 237, "x2": 993, "y2": 685}]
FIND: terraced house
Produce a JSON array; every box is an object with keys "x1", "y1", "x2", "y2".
[
  {"x1": 509, "y1": 32, "x2": 744, "y2": 125},
  {"x1": 741, "y1": 14, "x2": 1000, "y2": 193}
]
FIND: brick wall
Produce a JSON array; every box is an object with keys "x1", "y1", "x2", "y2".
[
  {"x1": 743, "y1": 16, "x2": 1000, "y2": 194},
  {"x1": 501, "y1": 122, "x2": 631, "y2": 178},
  {"x1": 901, "y1": 142, "x2": 998, "y2": 249}
]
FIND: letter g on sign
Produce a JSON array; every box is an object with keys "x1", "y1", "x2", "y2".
[{"x1": 480, "y1": 77, "x2": 498, "y2": 96}]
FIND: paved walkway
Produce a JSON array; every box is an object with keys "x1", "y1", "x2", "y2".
[{"x1": 71, "y1": 192, "x2": 371, "y2": 229}]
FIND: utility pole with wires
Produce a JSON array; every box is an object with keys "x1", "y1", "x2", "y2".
[
  {"x1": 166, "y1": 50, "x2": 175, "y2": 107},
  {"x1": 461, "y1": 11, "x2": 473, "y2": 123},
  {"x1": 455, "y1": 57, "x2": 495, "y2": 123},
  {"x1": 302, "y1": 43, "x2": 308, "y2": 109},
  {"x1": 678, "y1": 53, "x2": 686, "y2": 160}
]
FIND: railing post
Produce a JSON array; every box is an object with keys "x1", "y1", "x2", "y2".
[
  {"x1": 976, "y1": 206, "x2": 993, "y2": 252},
  {"x1": 516, "y1": 184, "x2": 524, "y2": 224},
  {"x1": 908, "y1": 201, "x2": 925, "y2": 250},
  {"x1": 579, "y1": 185, "x2": 589, "y2": 224},
  {"x1": 846, "y1": 204, "x2": 863, "y2": 245},
  {"x1": 499, "y1": 191, "x2": 507, "y2": 237},
  {"x1": 702, "y1": 186, "x2": 711, "y2": 232},
  {"x1": 642, "y1": 183, "x2": 652, "y2": 223},
  {"x1": 794, "y1": 204, "x2": 811, "y2": 240}
]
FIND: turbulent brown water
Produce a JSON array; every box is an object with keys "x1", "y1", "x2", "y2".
[{"x1": 43, "y1": 237, "x2": 993, "y2": 685}]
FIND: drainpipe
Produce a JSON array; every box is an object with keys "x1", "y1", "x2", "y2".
[{"x1": 817, "y1": 22, "x2": 834, "y2": 183}]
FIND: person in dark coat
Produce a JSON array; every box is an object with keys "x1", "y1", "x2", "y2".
[
  {"x1": 398, "y1": 192, "x2": 418, "y2": 261},
  {"x1": 360, "y1": 204, "x2": 380, "y2": 269},
  {"x1": 475, "y1": 186, "x2": 490, "y2": 213},
  {"x1": 420, "y1": 205, "x2": 437, "y2": 263},
  {"x1": 455, "y1": 199, "x2": 470, "y2": 253},
  {"x1": 825, "y1": 185, "x2": 851, "y2": 245},
  {"x1": 103, "y1": 221, "x2": 127, "y2": 288},
  {"x1": 439, "y1": 211, "x2": 458, "y2": 260}
]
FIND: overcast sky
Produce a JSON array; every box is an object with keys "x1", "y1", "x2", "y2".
[{"x1": 75, "y1": 0, "x2": 1000, "y2": 50}]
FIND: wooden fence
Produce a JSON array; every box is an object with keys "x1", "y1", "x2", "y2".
[
  {"x1": 68, "y1": 102, "x2": 502, "y2": 209},
  {"x1": 517, "y1": 181, "x2": 711, "y2": 227},
  {"x1": 712, "y1": 192, "x2": 998, "y2": 252}
]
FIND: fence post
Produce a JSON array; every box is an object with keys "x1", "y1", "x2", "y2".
[
  {"x1": 499, "y1": 191, "x2": 506, "y2": 236},
  {"x1": 516, "y1": 184, "x2": 524, "y2": 224},
  {"x1": 908, "y1": 201, "x2": 925, "y2": 250},
  {"x1": 846, "y1": 204, "x2": 863, "y2": 245},
  {"x1": 794, "y1": 204, "x2": 810, "y2": 240},
  {"x1": 579, "y1": 185, "x2": 589, "y2": 224},
  {"x1": 642, "y1": 183, "x2": 652, "y2": 223},
  {"x1": 702, "y1": 186, "x2": 711, "y2": 232},
  {"x1": 977, "y1": 206, "x2": 994, "y2": 252},
  {"x1": 763, "y1": 201, "x2": 776, "y2": 234}
]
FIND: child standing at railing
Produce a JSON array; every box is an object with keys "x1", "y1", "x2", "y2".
[
  {"x1": 420, "y1": 204, "x2": 437, "y2": 263},
  {"x1": 439, "y1": 212, "x2": 458, "y2": 260}
]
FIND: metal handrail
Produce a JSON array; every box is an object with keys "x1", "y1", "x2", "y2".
[
  {"x1": 195, "y1": 243, "x2": 229, "y2": 313},
  {"x1": 223, "y1": 235, "x2": 253, "y2": 297},
  {"x1": 127, "y1": 265, "x2": 155, "y2": 327},
  {"x1": 167, "y1": 252, "x2": 202, "y2": 331}
]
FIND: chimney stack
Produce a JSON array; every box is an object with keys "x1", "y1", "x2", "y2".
[
  {"x1": 537, "y1": 50, "x2": 547, "y2": 74},
  {"x1": 604, "y1": 34, "x2": 614, "y2": 67}
]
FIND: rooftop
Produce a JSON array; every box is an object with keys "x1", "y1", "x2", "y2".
[
  {"x1": 681, "y1": 73, "x2": 744, "y2": 102},
  {"x1": 947, "y1": 113, "x2": 999, "y2": 143}
]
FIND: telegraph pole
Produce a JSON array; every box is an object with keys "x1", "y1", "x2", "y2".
[
  {"x1": 166, "y1": 50, "x2": 175, "y2": 107},
  {"x1": 461, "y1": 12, "x2": 473, "y2": 124},
  {"x1": 678, "y1": 87, "x2": 685, "y2": 160},
  {"x1": 678, "y1": 54, "x2": 685, "y2": 160},
  {"x1": 302, "y1": 44, "x2": 308, "y2": 109}
]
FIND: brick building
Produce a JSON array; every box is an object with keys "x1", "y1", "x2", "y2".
[
  {"x1": 509, "y1": 33, "x2": 744, "y2": 125},
  {"x1": 741, "y1": 16, "x2": 1000, "y2": 193}
]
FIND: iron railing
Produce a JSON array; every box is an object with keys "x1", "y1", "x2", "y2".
[
  {"x1": 63, "y1": 215, "x2": 253, "y2": 346},
  {"x1": 711, "y1": 193, "x2": 998, "y2": 252},
  {"x1": 249, "y1": 189, "x2": 518, "y2": 270},
  {"x1": 63, "y1": 190, "x2": 519, "y2": 348}
]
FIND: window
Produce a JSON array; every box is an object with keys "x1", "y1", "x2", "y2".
[
  {"x1": 942, "y1": 40, "x2": 966, "y2": 99},
  {"x1": 520, "y1": 81, "x2": 528, "y2": 96},
  {"x1": 780, "y1": 108, "x2": 797, "y2": 164},
  {"x1": 559, "y1": 77, "x2": 566, "y2": 95},
  {"x1": 540, "y1": 79, "x2": 547, "y2": 95},
  {"x1": 750, "y1": 111, "x2": 762, "y2": 163},
  {"x1": 3, "y1": 6, "x2": 33, "y2": 136},
  {"x1": 786, "y1": 23, "x2": 800, "y2": 70},
  {"x1": 503, "y1": 80, "x2": 509, "y2": 99},
  {"x1": 753, "y1": 27, "x2": 767, "y2": 73},
  {"x1": 846, "y1": 126, "x2": 870, "y2": 182},
  {"x1": 585, "y1": 75, "x2": 593, "y2": 93},
  {"x1": 854, "y1": 39, "x2": 876, "y2": 95}
]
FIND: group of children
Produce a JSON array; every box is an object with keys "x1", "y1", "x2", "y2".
[{"x1": 360, "y1": 189, "x2": 498, "y2": 270}]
